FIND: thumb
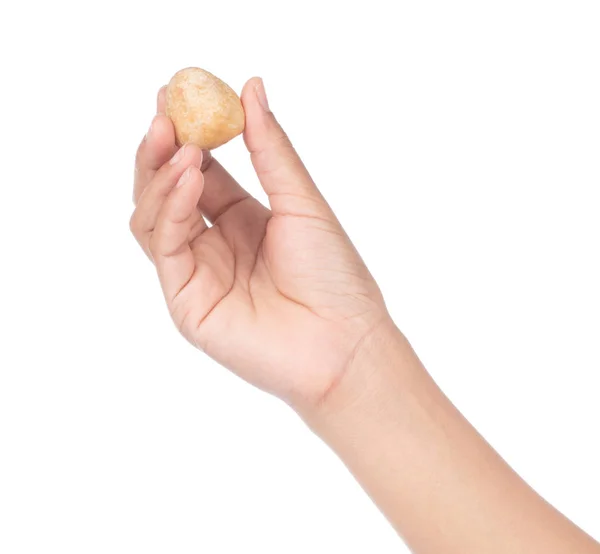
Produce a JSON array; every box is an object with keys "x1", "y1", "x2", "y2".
[{"x1": 241, "y1": 77, "x2": 331, "y2": 218}]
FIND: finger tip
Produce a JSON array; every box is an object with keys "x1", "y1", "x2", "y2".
[
  {"x1": 244, "y1": 76, "x2": 263, "y2": 89},
  {"x1": 154, "y1": 113, "x2": 172, "y2": 129},
  {"x1": 240, "y1": 78, "x2": 274, "y2": 147},
  {"x1": 182, "y1": 142, "x2": 203, "y2": 163},
  {"x1": 157, "y1": 85, "x2": 168, "y2": 114},
  {"x1": 240, "y1": 81, "x2": 265, "y2": 140},
  {"x1": 189, "y1": 164, "x2": 204, "y2": 183},
  {"x1": 147, "y1": 115, "x2": 176, "y2": 146},
  {"x1": 241, "y1": 77, "x2": 263, "y2": 106}
]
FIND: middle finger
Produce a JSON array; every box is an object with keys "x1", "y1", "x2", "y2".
[{"x1": 130, "y1": 144, "x2": 204, "y2": 252}]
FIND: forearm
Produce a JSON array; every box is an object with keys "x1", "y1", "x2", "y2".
[{"x1": 304, "y1": 322, "x2": 600, "y2": 554}]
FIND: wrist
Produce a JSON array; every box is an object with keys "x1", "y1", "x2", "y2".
[{"x1": 300, "y1": 317, "x2": 426, "y2": 434}]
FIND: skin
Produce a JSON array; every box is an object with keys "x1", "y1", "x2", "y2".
[{"x1": 130, "y1": 78, "x2": 600, "y2": 553}]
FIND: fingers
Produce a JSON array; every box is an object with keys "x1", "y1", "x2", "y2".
[
  {"x1": 241, "y1": 77, "x2": 332, "y2": 219},
  {"x1": 134, "y1": 114, "x2": 178, "y2": 204},
  {"x1": 150, "y1": 166, "x2": 205, "y2": 302},
  {"x1": 130, "y1": 144, "x2": 205, "y2": 256},
  {"x1": 137, "y1": 86, "x2": 263, "y2": 222}
]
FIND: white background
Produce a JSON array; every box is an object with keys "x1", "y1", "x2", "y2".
[{"x1": 1, "y1": 1, "x2": 599, "y2": 552}]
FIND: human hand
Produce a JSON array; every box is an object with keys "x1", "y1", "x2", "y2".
[{"x1": 130, "y1": 78, "x2": 391, "y2": 410}]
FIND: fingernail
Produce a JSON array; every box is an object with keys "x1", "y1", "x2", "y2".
[
  {"x1": 169, "y1": 144, "x2": 186, "y2": 165},
  {"x1": 176, "y1": 167, "x2": 192, "y2": 188},
  {"x1": 255, "y1": 79, "x2": 270, "y2": 112}
]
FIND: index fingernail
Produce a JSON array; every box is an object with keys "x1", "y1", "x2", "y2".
[{"x1": 255, "y1": 79, "x2": 270, "y2": 113}]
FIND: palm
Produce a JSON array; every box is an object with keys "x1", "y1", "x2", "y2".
[{"x1": 168, "y1": 196, "x2": 383, "y2": 403}]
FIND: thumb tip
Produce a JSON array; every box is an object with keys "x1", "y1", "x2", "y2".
[
  {"x1": 242, "y1": 77, "x2": 271, "y2": 114},
  {"x1": 241, "y1": 77, "x2": 282, "y2": 154}
]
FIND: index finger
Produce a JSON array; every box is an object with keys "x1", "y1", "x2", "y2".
[{"x1": 133, "y1": 87, "x2": 177, "y2": 204}]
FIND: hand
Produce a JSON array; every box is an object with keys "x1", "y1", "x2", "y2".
[{"x1": 130, "y1": 78, "x2": 390, "y2": 409}]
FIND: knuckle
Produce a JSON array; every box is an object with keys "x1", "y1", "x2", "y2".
[
  {"x1": 271, "y1": 133, "x2": 296, "y2": 160},
  {"x1": 148, "y1": 227, "x2": 170, "y2": 257},
  {"x1": 267, "y1": 116, "x2": 292, "y2": 147},
  {"x1": 129, "y1": 211, "x2": 140, "y2": 236},
  {"x1": 274, "y1": 129, "x2": 292, "y2": 147}
]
